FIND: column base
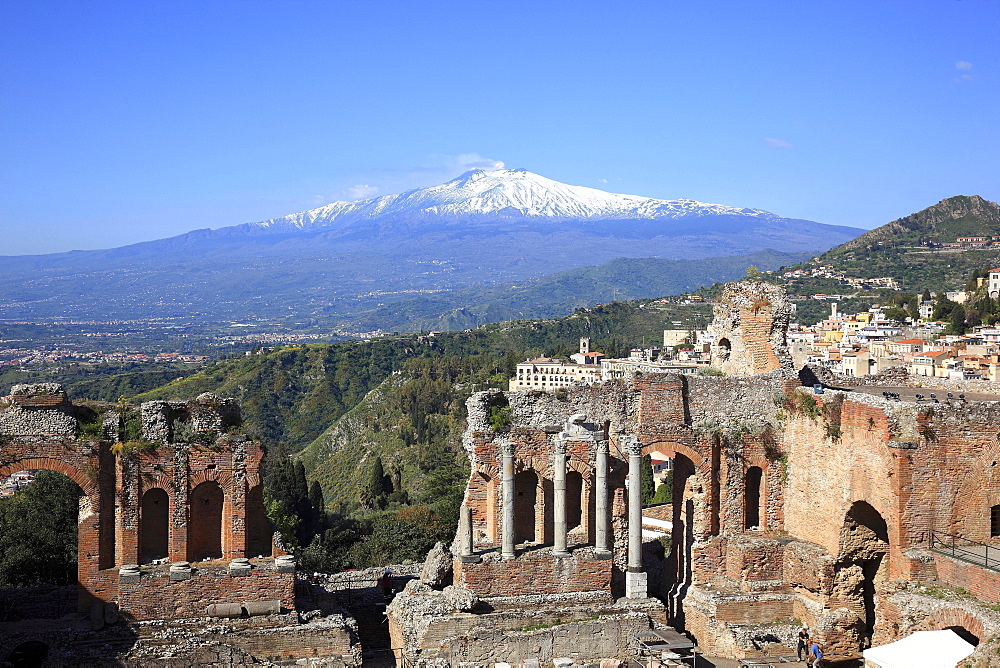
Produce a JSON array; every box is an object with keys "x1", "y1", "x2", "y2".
[
  {"x1": 458, "y1": 554, "x2": 482, "y2": 563},
  {"x1": 501, "y1": 552, "x2": 516, "y2": 560},
  {"x1": 593, "y1": 549, "x2": 613, "y2": 560},
  {"x1": 552, "y1": 550, "x2": 571, "y2": 559},
  {"x1": 625, "y1": 570, "x2": 647, "y2": 599}
]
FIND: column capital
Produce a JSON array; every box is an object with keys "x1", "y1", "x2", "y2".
[
  {"x1": 621, "y1": 434, "x2": 643, "y2": 457},
  {"x1": 594, "y1": 438, "x2": 609, "y2": 455},
  {"x1": 553, "y1": 437, "x2": 567, "y2": 455},
  {"x1": 498, "y1": 441, "x2": 516, "y2": 457}
]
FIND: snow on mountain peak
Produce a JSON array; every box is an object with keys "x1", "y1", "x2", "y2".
[{"x1": 252, "y1": 168, "x2": 779, "y2": 231}]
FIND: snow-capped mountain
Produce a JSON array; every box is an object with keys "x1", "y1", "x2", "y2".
[
  {"x1": 0, "y1": 167, "x2": 865, "y2": 327},
  {"x1": 248, "y1": 168, "x2": 782, "y2": 232}
]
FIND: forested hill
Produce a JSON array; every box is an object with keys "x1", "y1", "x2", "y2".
[
  {"x1": 135, "y1": 299, "x2": 709, "y2": 450},
  {"x1": 776, "y1": 195, "x2": 1000, "y2": 292}
]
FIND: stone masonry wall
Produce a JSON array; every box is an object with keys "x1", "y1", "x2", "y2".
[
  {"x1": 117, "y1": 562, "x2": 294, "y2": 620},
  {"x1": 454, "y1": 548, "x2": 611, "y2": 597},
  {"x1": 709, "y1": 281, "x2": 792, "y2": 376}
]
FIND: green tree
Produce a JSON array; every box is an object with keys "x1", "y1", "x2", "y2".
[
  {"x1": 949, "y1": 305, "x2": 967, "y2": 335},
  {"x1": 651, "y1": 471, "x2": 674, "y2": 504},
  {"x1": 0, "y1": 471, "x2": 82, "y2": 587},
  {"x1": 360, "y1": 456, "x2": 390, "y2": 510},
  {"x1": 640, "y1": 454, "x2": 656, "y2": 504}
]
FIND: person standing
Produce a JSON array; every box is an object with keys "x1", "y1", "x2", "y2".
[
  {"x1": 809, "y1": 640, "x2": 823, "y2": 667},
  {"x1": 797, "y1": 628, "x2": 810, "y2": 661}
]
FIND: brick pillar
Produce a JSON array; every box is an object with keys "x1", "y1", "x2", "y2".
[
  {"x1": 553, "y1": 437, "x2": 569, "y2": 557},
  {"x1": 594, "y1": 438, "x2": 612, "y2": 559},
  {"x1": 500, "y1": 441, "x2": 516, "y2": 560},
  {"x1": 624, "y1": 435, "x2": 647, "y2": 598}
]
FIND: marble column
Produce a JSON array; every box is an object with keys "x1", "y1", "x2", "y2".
[
  {"x1": 624, "y1": 435, "x2": 647, "y2": 598},
  {"x1": 552, "y1": 437, "x2": 569, "y2": 557},
  {"x1": 593, "y1": 438, "x2": 612, "y2": 559},
  {"x1": 458, "y1": 505, "x2": 480, "y2": 563},
  {"x1": 500, "y1": 441, "x2": 516, "y2": 560}
]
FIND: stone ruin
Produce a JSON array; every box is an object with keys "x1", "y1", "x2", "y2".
[
  {"x1": 0, "y1": 385, "x2": 360, "y2": 666},
  {"x1": 388, "y1": 281, "x2": 1000, "y2": 665},
  {"x1": 7, "y1": 279, "x2": 1000, "y2": 665},
  {"x1": 709, "y1": 280, "x2": 792, "y2": 375}
]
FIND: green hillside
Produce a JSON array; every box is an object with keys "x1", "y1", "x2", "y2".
[
  {"x1": 340, "y1": 249, "x2": 809, "y2": 332},
  {"x1": 135, "y1": 299, "x2": 708, "y2": 450},
  {"x1": 787, "y1": 196, "x2": 1000, "y2": 293}
]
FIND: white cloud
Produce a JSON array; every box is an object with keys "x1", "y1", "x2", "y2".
[
  {"x1": 450, "y1": 153, "x2": 505, "y2": 171},
  {"x1": 954, "y1": 61, "x2": 975, "y2": 82},
  {"x1": 346, "y1": 184, "x2": 379, "y2": 200},
  {"x1": 764, "y1": 137, "x2": 794, "y2": 149},
  {"x1": 600, "y1": 178, "x2": 609, "y2": 184}
]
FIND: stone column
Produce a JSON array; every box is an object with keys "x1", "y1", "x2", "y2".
[
  {"x1": 552, "y1": 437, "x2": 569, "y2": 557},
  {"x1": 593, "y1": 438, "x2": 612, "y2": 559},
  {"x1": 500, "y1": 441, "x2": 516, "y2": 560},
  {"x1": 458, "y1": 505, "x2": 480, "y2": 563},
  {"x1": 624, "y1": 435, "x2": 647, "y2": 599}
]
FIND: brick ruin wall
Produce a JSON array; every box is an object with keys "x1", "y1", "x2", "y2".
[
  {"x1": 0, "y1": 386, "x2": 278, "y2": 613},
  {"x1": 709, "y1": 281, "x2": 793, "y2": 376},
  {"x1": 117, "y1": 562, "x2": 294, "y2": 620},
  {"x1": 431, "y1": 352, "x2": 1000, "y2": 660}
]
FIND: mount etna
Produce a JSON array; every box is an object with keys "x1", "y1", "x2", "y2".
[{"x1": 0, "y1": 169, "x2": 861, "y2": 328}]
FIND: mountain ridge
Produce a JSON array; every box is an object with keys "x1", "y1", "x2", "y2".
[{"x1": 0, "y1": 169, "x2": 861, "y2": 326}]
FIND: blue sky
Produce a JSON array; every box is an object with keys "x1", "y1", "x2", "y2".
[{"x1": 2, "y1": 0, "x2": 998, "y2": 255}]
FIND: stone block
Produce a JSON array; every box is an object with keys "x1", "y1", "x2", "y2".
[
  {"x1": 244, "y1": 599, "x2": 281, "y2": 616},
  {"x1": 169, "y1": 563, "x2": 192, "y2": 581},
  {"x1": 229, "y1": 561, "x2": 252, "y2": 577},
  {"x1": 275, "y1": 555, "x2": 296, "y2": 574},
  {"x1": 206, "y1": 602, "x2": 243, "y2": 618},
  {"x1": 625, "y1": 570, "x2": 647, "y2": 599}
]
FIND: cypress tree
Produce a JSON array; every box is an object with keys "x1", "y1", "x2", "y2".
[{"x1": 640, "y1": 453, "x2": 656, "y2": 504}]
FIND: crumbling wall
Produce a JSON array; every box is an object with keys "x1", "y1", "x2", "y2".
[
  {"x1": 0, "y1": 383, "x2": 76, "y2": 436},
  {"x1": 709, "y1": 281, "x2": 792, "y2": 375}
]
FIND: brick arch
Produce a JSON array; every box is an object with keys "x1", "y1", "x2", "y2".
[
  {"x1": 0, "y1": 457, "x2": 97, "y2": 498},
  {"x1": 245, "y1": 472, "x2": 261, "y2": 489},
  {"x1": 513, "y1": 457, "x2": 544, "y2": 474},
  {"x1": 474, "y1": 462, "x2": 500, "y2": 480},
  {"x1": 139, "y1": 471, "x2": 172, "y2": 492},
  {"x1": 566, "y1": 459, "x2": 592, "y2": 477},
  {"x1": 916, "y1": 607, "x2": 987, "y2": 644},
  {"x1": 189, "y1": 468, "x2": 235, "y2": 493},
  {"x1": 641, "y1": 441, "x2": 711, "y2": 478}
]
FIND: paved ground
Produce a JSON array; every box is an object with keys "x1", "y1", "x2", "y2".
[
  {"x1": 932, "y1": 540, "x2": 1000, "y2": 570},
  {"x1": 849, "y1": 386, "x2": 1000, "y2": 403}
]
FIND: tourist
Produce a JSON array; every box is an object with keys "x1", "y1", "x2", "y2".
[
  {"x1": 809, "y1": 640, "x2": 823, "y2": 667},
  {"x1": 796, "y1": 628, "x2": 810, "y2": 660}
]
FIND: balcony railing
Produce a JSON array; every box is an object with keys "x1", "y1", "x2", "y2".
[{"x1": 929, "y1": 530, "x2": 1000, "y2": 572}]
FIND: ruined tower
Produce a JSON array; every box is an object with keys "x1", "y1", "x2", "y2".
[{"x1": 709, "y1": 280, "x2": 792, "y2": 375}]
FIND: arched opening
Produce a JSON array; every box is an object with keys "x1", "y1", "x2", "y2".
[
  {"x1": 0, "y1": 469, "x2": 83, "y2": 594},
  {"x1": 188, "y1": 481, "x2": 224, "y2": 561},
  {"x1": 837, "y1": 501, "x2": 889, "y2": 648},
  {"x1": 6, "y1": 640, "x2": 49, "y2": 667},
  {"x1": 717, "y1": 338, "x2": 731, "y2": 361},
  {"x1": 139, "y1": 488, "x2": 169, "y2": 562},
  {"x1": 566, "y1": 471, "x2": 583, "y2": 531},
  {"x1": 944, "y1": 625, "x2": 980, "y2": 647},
  {"x1": 245, "y1": 484, "x2": 272, "y2": 558},
  {"x1": 745, "y1": 466, "x2": 763, "y2": 530},
  {"x1": 485, "y1": 475, "x2": 498, "y2": 542},
  {"x1": 668, "y1": 453, "x2": 700, "y2": 628},
  {"x1": 514, "y1": 470, "x2": 538, "y2": 545},
  {"x1": 991, "y1": 504, "x2": 1000, "y2": 537}
]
